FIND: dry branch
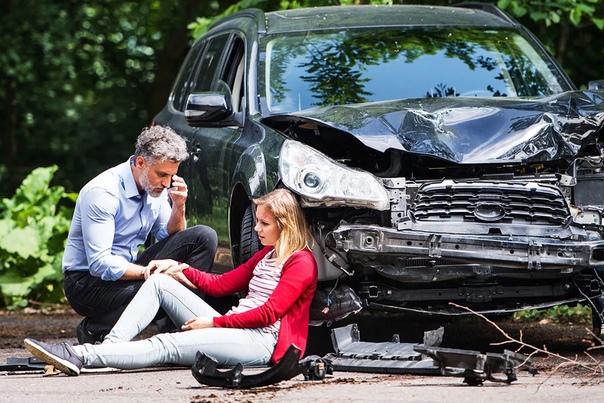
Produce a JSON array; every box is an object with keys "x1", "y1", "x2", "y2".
[{"x1": 448, "y1": 302, "x2": 604, "y2": 376}]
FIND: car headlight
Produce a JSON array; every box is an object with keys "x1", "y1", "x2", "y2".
[{"x1": 279, "y1": 139, "x2": 389, "y2": 210}]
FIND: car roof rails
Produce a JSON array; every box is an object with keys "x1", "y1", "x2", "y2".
[
  {"x1": 454, "y1": 2, "x2": 520, "y2": 26},
  {"x1": 209, "y1": 8, "x2": 267, "y2": 34}
]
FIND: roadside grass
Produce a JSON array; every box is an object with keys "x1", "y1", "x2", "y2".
[{"x1": 513, "y1": 304, "x2": 592, "y2": 325}]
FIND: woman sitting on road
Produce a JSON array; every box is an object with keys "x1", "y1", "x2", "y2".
[{"x1": 25, "y1": 188, "x2": 318, "y2": 376}]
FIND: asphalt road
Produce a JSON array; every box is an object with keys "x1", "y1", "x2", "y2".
[
  {"x1": 2, "y1": 348, "x2": 603, "y2": 403},
  {"x1": 2, "y1": 309, "x2": 603, "y2": 402}
]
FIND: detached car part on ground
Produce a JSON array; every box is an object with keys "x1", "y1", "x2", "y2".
[
  {"x1": 153, "y1": 3, "x2": 604, "y2": 331},
  {"x1": 191, "y1": 323, "x2": 534, "y2": 388},
  {"x1": 3, "y1": 324, "x2": 532, "y2": 387}
]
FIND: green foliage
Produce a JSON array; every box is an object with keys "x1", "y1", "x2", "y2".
[
  {"x1": 0, "y1": 0, "x2": 218, "y2": 197},
  {"x1": 513, "y1": 303, "x2": 592, "y2": 324},
  {"x1": 189, "y1": 0, "x2": 272, "y2": 39},
  {"x1": 498, "y1": 0, "x2": 604, "y2": 29},
  {"x1": 490, "y1": 0, "x2": 604, "y2": 88},
  {"x1": 187, "y1": 201, "x2": 230, "y2": 246},
  {"x1": 0, "y1": 166, "x2": 76, "y2": 309}
]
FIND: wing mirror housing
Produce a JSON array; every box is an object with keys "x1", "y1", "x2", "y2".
[{"x1": 185, "y1": 81, "x2": 243, "y2": 127}]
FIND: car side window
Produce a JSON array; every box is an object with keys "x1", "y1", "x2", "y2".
[
  {"x1": 215, "y1": 35, "x2": 245, "y2": 113},
  {"x1": 192, "y1": 34, "x2": 230, "y2": 93},
  {"x1": 189, "y1": 33, "x2": 246, "y2": 112},
  {"x1": 171, "y1": 40, "x2": 205, "y2": 112},
  {"x1": 230, "y1": 56, "x2": 244, "y2": 113}
]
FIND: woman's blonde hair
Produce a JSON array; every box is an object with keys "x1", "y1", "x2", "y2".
[{"x1": 253, "y1": 188, "x2": 313, "y2": 266}]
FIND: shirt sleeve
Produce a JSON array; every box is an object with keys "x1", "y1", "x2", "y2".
[
  {"x1": 183, "y1": 247, "x2": 270, "y2": 296},
  {"x1": 151, "y1": 196, "x2": 173, "y2": 241},
  {"x1": 213, "y1": 251, "x2": 316, "y2": 329},
  {"x1": 80, "y1": 187, "x2": 131, "y2": 281}
]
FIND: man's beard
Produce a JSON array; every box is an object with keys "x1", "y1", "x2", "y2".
[{"x1": 139, "y1": 167, "x2": 164, "y2": 198}]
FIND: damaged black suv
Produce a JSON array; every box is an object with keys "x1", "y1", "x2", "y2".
[{"x1": 153, "y1": 3, "x2": 604, "y2": 331}]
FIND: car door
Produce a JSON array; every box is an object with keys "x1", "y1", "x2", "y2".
[{"x1": 184, "y1": 32, "x2": 247, "y2": 273}]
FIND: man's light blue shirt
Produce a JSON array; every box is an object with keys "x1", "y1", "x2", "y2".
[{"x1": 62, "y1": 158, "x2": 172, "y2": 281}]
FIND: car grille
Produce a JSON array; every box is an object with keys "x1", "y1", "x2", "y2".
[{"x1": 410, "y1": 180, "x2": 569, "y2": 225}]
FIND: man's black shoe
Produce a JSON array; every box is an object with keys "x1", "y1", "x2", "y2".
[
  {"x1": 76, "y1": 318, "x2": 104, "y2": 344},
  {"x1": 24, "y1": 339, "x2": 83, "y2": 376}
]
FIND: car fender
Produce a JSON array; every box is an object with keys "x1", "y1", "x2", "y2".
[
  {"x1": 231, "y1": 125, "x2": 285, "y2": 198},
  {"x1": 232, "y1": 143, "x2": 268, "y2": 199}
]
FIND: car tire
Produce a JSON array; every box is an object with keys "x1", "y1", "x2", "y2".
[{"x1": 238, "y1": 205, "x2": 260, "y2": 266}]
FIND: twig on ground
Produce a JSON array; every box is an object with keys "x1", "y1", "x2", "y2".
[
  {"x1": 448, "y1": 302, "x2": 603, "y2": 376},
  {"x1": 585, "y1": 327, "x2": 603, "y2": 352}
]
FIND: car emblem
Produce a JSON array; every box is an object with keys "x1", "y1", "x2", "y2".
[{"x1": 473, "y1": 202, "x2": 506, "y2": 222}]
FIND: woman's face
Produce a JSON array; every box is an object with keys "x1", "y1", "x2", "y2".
[{"x1": 254, "y1": 205, "x2": 281, "y2": 247}]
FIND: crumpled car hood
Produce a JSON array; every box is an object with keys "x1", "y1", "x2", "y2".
[{"x1": 263, "y1": 91, "x2": 604, "y2": 164}]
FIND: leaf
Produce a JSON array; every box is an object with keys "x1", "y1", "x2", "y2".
[
  {"x1": 13, "y1": 166, "x2": 57, "y2": 205},
  {"x1": 0, "y1": 261, "x2": 60, "y2": 308},
  {"x1": 0, "y1": 226, "x2": 41, "y2": 259},
  {"x1": 31, "y1": 262, "x2": 58, "y2": 284},
  {"x1": 577, "y1": 3, "x2": 595, "y2": 13},
  {"x1": 0, "y1": 272, "x2": 34, "y2": 298},
  {"x1": 569, "y1": 9, "x2": 581, "y2": 26},
  {"x1": 497, "y1": 0, "x2": 511, "y2": 10},
  {"x1": 550, "y1": 11, "x2": 561, "y2": 24},
  {"x1": 530, "y1": 11, "x2": 548, "y2": 22},
  {"x1": 513, "y1": 5, "x2": 528, "y2": 17},
  {"x1": 0, "y1": 219, "x2": 15, "y2": 239}
]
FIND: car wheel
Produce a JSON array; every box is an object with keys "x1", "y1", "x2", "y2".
[{"x1": 238, "y1": 205, "x2": 260, "y2": 265}]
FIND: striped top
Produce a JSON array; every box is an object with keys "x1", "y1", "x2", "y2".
[{"x1": 227, "y1": 251, "x2": 282, "y2": 334}]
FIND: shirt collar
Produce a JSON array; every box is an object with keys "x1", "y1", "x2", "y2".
[{"x1": 120, "y1": 156, "x2": 142, "y2": 199}]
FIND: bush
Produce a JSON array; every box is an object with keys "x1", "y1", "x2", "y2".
[
  {"x1": 0, "y1": 166, "x2": 76, "y2": 309},
  {"x1": 513, "y1": 303, "x2": 592, "y2": 324}
]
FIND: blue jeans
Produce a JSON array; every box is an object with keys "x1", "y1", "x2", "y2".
[
  {"x1": 80, "y1": 274, "x2": 277, "y2": 369},
  {"x1": 63, "y1": 225, "x2": 218, "y2": 338}
]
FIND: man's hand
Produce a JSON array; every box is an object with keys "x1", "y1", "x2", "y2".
[
  {"x1": 167, "y1": 174, "x2": 188, "y2": 210},
  {"x1": 143, "y1": 258, "x2": 181, "y2": 278},
  {"x1": 166, "y1": 174, "x2": 188, "y2": 234},
  {"x1": 182, "y1": 316, "x2": 214, "y2": 331},
  {"x1": 143, "y1": 259, "x2": 197, "y2": 289}
]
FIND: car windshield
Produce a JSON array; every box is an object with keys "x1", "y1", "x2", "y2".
[{"x1": 259, "y1": 27, "x2": 567, "y2": 114}]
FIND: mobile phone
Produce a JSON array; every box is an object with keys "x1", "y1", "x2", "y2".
[{"x1": 168, "y1": 178, "x2": 177, "y2": 192}]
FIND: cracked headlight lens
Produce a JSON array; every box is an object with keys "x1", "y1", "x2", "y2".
[{"x1": 279, "y1": 139, "x2": 389, "y2": 210}]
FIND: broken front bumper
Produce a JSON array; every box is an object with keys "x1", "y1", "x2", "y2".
[{"x1": 331, "y1": 224, "x2": 604, "y2": 270}]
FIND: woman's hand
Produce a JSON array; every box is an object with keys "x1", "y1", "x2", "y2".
[
  {"x1": 143, "y1": 260, "x2": 197, "y2": 288},
  {"x1": 181, "y1": 316, "x2": 215, "y2": 331},
  {"x1": 143, "y1": 259, "x2": 180, "y2": 279}
]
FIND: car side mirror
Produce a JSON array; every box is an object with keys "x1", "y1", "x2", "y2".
[{"x1": 185, "y1": 81, "x2": 243, "y2": 127}]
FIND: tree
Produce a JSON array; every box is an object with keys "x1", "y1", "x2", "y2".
[
  {"x1": 0, "y1": 0, "x2": 233, "y2": 197},
  {"x1": 495, "y1": 0, "x2": 604, "y2": 87}
]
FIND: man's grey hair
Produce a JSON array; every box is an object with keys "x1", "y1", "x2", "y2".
[{"x1": 134, "y1": 126, "x2": 189, "y2": 163}]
